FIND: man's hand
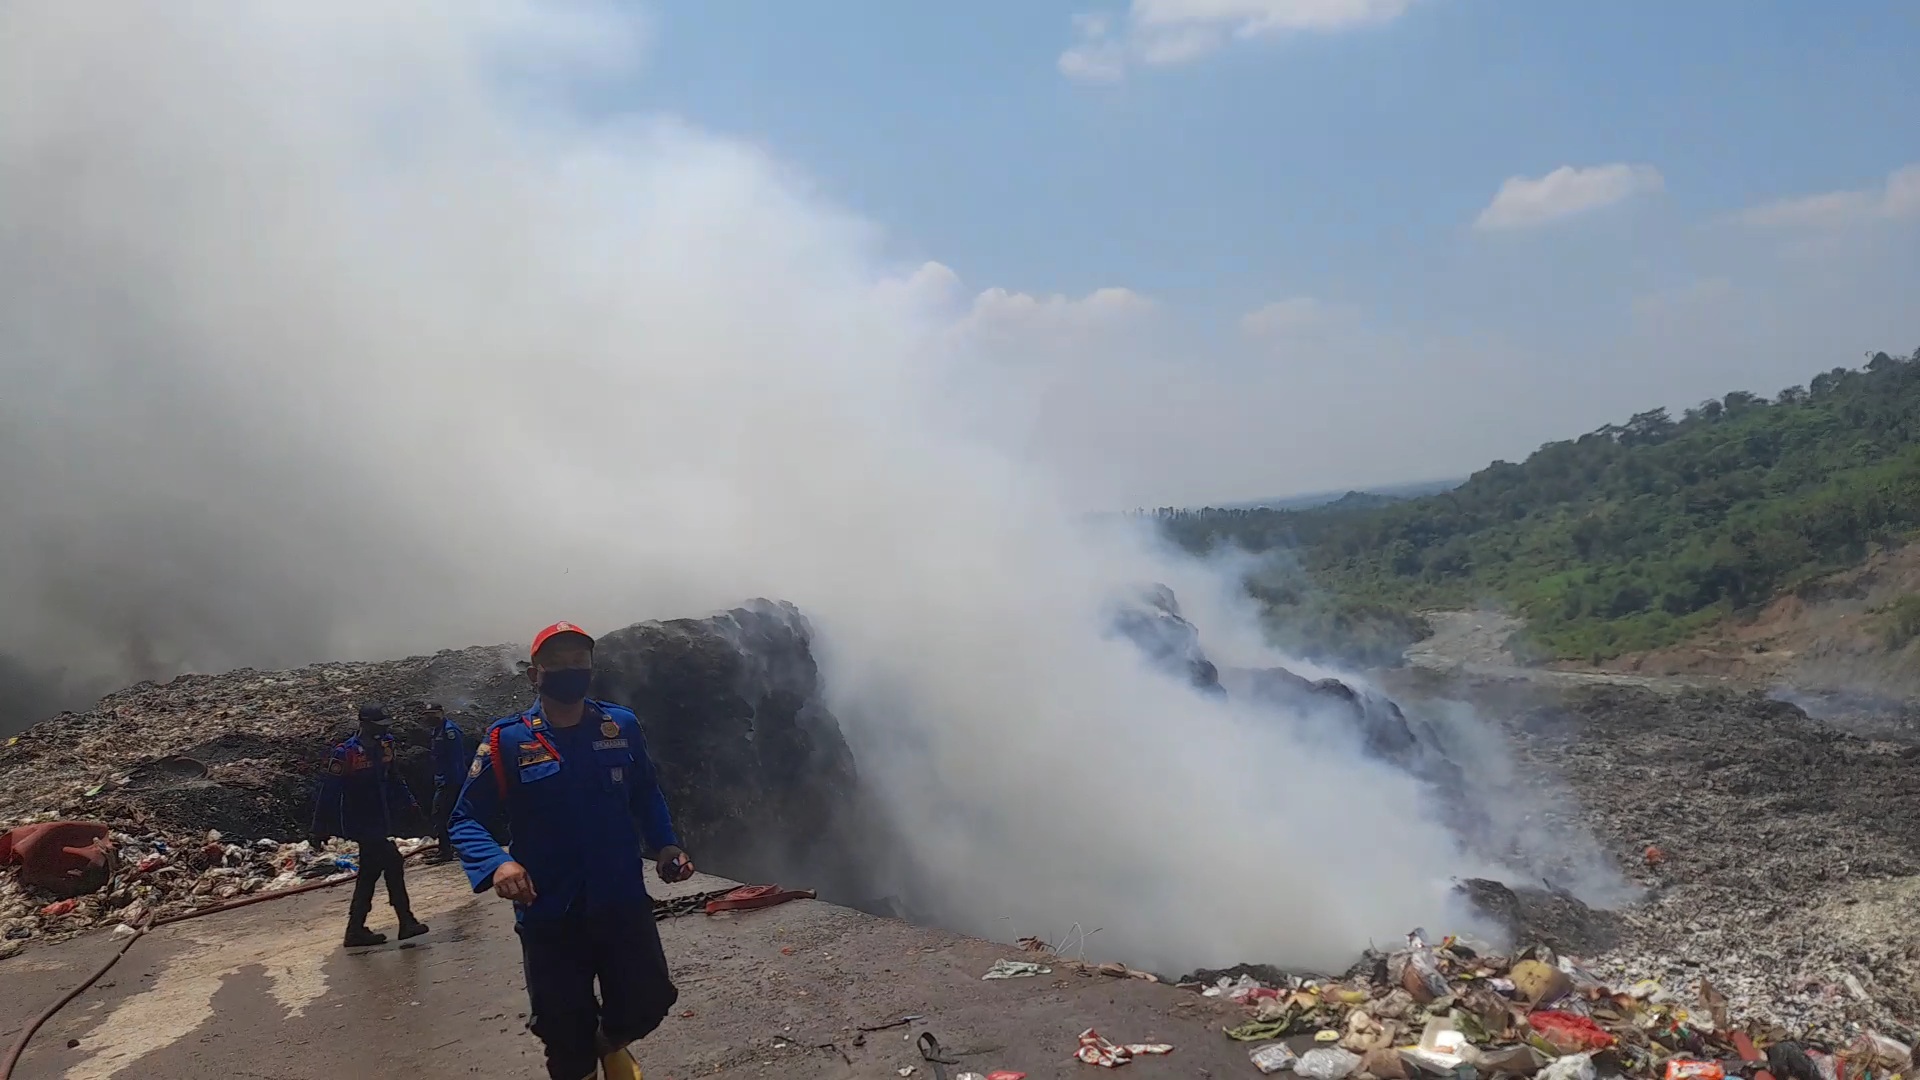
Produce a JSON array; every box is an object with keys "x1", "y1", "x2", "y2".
[
  {"x1": 657, "y1": 846, "x2": 694, "y2": 884},
  {"x1": 493, "y1": 861, "x2": 537, "y2": 904}
]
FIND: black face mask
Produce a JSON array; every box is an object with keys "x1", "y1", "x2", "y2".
[{"x1": 537, "y1": 667, "x2": 592, "y2": 705}]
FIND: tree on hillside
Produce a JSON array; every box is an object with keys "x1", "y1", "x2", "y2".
[{"x1": 1157, "y1": 349, "x2": 1920, "y2": 662}]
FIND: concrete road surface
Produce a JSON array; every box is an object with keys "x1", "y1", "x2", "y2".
[{"x1": 4, "y1": 863, "x2": 1265, "y2": 1078}]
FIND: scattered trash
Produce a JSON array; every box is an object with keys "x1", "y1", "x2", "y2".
[
  {"x1": 1187, "y1": 919, "x2": 1905, "y2": 1080},
  {"x1": 1295, "y1": 1046, "x2": 1362, "y2": 1080},
  {"x1": 1205, "y1": 974, "x2": 1280, "y2": 1003},
  {"x1": 1073, "y1": 1029, "x2": 1173, "y2": 1068},
  {"x1": 1507, "y1": 959, "x2": 1571, "y2": 1005},
  {"x1": 1540, "y1": 1053, "x2": 1596, "y2": 1080},
  {"x1": 1396, "y1": 944, "x2": 1452, "y2": 1003},
  {"x1": 1843, "y1": 1031, "x2": 1912, "y2": 1072},
  {"x1": 702, "y1": 884, "x2": 816, "y2": 915},
  {"x1": 1, "y1": 821, "x2": 116, "y2": 898},
  {"x1": 1764, "y1": 1042, "x2": 1824, "y2": 1080},
  {"x1": 1226, "y1": 1017, "x2": 1296, "y2": 1043},
  {"x1": 1250, "y1": 1043, "x2": 1300, "y2": 1074},
  {"x1": 1527, "y1": 1011, "x2": 1616, "y2": 1055},
  {"x1": 982, "y1": 959, "x2": 1052, "y2": 980},
  {"x1": 985, "y1": 1073, "x2": 1027, "y2": 1080}
]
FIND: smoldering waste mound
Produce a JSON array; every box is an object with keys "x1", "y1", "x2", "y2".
[{"x1": 0, "y1": 600, "x2": 877, "y2": 937}]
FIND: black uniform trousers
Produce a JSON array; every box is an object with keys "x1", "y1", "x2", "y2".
[
  {"x1": 430, "y1": 781, "x2": 457, "y2": 856},
  {"x1": 518, "y1": 902, "x2": 678, "y2": 1080},
  {"x1": 348, "y1": 836, "x2": 413, "y2": 925}
]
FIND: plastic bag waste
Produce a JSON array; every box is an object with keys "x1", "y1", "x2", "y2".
[
  {"x1": 1204, "y1": 973, "x2": 1280, "y2": 1004},
  {"x1": 981, "y1": 959, "x2": 1050, "y2": 980},
  {"x1": 1539, "y1": 1053, "x2": 1596, "y2": 1080},
  {"x1": 1296, "y1": 1047, "x2": 1363, "y2": 1080},
  {"x1": 1074, "y1": 1029, "x2": 1172, "y2": 1068},
  {"x1": 1527, "y1": 1011, "x2": 1616, "y2": 1054},
  {"x1": 1251, "y1": 1043, "x2": 1300, "y2": 1075},
  {"x1": 1402, "y1": 949, "x2": 1451, "y2": 1003},
  {"x1": 1842, "y1": 1032, "x2": 1911, "y2": 1072}
]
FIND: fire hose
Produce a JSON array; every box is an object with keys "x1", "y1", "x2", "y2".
[{"x1": 0, "y1": 843, "x2": 443, "y2": 1080}]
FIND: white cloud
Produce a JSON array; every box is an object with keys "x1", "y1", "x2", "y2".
[
  {"x1": 884, "y1": 260, "x2": 1155, "y2": 341},
  {"x1": 1239, "y1": 296, "x2": 1360, "y2": 337},
  {"x1": 1060, "y1": 0, "x2": 1418, "y2": 82},
  {"x1": 1733, "y1": 164, "x2": 1920, "y2": 229},
  {"x1": 971, "y1": 283, "x2": 1155, "y2": 330},
  {"x1": 1473, "y1": 163, "x2": 1665, "y2": 231}
]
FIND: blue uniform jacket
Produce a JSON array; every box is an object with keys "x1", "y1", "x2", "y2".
[
  {"x1": 431, "y1": 717, "x2": 467, "y2": 788},
  {"x1": 311, "y1": 733, "x2": 418, "y2": 842},
  {"x1": 448, "y1": 699, "x2": 682, "y2": 925}
]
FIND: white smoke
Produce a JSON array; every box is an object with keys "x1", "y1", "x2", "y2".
[{"x1": 0, "y1": 1, "x2": 1497, "y2": 970}]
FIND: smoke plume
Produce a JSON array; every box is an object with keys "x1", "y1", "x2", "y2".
[{"x1": 0, "y1": 2, "x2": 1504, "y2": 970}]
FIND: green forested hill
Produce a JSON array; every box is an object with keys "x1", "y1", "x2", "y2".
[{"x1": 1157, "y1": 349, "x2": 1920, "y2": 664}]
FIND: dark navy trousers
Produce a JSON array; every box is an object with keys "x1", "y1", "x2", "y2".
[{"x1": 517, "y1": 902, "x2": 678, "y2": 1080}]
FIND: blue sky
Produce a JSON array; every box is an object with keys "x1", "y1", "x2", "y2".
[
  {"x1": 585, "y1": 0, "x2": 1920, "y2": 504},
  {"x1": 636, "y1": 1, "x2": 1914, "y2": 297}
]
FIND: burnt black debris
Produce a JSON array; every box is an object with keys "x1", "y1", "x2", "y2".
[
  {"x1": 1106, "y1": 583, "x2": 1223, "y2": 693},
  {"x1": 1108, "y1": 584, "x2": 1446, "y2": 778},
  {"x1": 1456, "y1": 877, "x2": 1624, "y2": 956}
]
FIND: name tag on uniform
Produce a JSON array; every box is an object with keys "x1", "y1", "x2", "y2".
[{"x1": 591, "y1": 738, "x2": 628, "y2": 750}]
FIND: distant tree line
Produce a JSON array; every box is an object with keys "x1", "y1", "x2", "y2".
[{"x1": 1154, "y1": 348, "x2": 1920, "y2": 663}]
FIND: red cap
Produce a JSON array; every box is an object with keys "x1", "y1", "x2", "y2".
[{"x1": 530, "y1": 621, "x2": 594, "y2": 658}]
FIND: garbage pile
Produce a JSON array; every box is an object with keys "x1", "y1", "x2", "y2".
[
  {"x1": 1188, "y1": 930, "x2": 1916, "y2": 1080},
  {"x1": 1471, "y1": 683, "x2": 1920, "y2": 1042},
  {"x1": 0, "y1": 599, "x2": 887, "y2": 956},
  {"x1": 0, "y1": 821, "x2": 434, "y2": 955}
]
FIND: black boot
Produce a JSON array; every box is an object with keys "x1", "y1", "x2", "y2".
[
  {"x1": 396, "y1": 914, "x2": 430, "y2": 940},
  {"x1": 344, "y1": 924, "x2": 387, "y2": 947},
  {"x1": 345, "y1": 866, "x2": 383, "y2": 947}
]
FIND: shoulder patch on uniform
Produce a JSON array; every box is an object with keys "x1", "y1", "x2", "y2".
[
  {"x1": 468, "y1": 753, "x2": 484, "y2": 779},
  {"x1": 328, "y1": 758, "x2": 345, "y2": 775}
]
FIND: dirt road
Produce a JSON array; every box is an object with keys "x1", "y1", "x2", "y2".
[
  {"x1": 1405, "y1": 610, "x2": 1725, "y2": 692},
  {"x1": 3, "y1": 864, "x2": 1259, "y2": 1079}
]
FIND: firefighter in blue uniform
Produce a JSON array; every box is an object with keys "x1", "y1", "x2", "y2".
[
  {"x1": 311, "y1": 704, "x2": 430, "y2": 947},
  {"x1": 449, "y1": 622, "x2": 693, "y2": 1080},
  {"x1": 424, "y1": 702, "x2": 466, "y2": 862}
]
